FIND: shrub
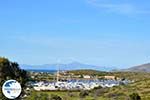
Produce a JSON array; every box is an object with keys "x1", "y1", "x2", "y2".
[
  {"x1": 79, "y1": 90, "x2": 89, "y2": 98},
  {"x1": 50, "y1": 94, "x2": 62, "y2": 100},
  {"x1": 129, "y1": 93, "x2": 141, "y2": 100}
]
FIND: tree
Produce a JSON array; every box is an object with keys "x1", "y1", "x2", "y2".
[
  {"x1": 0, "y1": 57, "x2": 28, "y2": 99},
  {"x1": 129, "y1": 93, "x2": 141, "y2": 100}
]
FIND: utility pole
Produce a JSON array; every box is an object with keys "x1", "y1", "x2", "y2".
[
  {"x1": 56, "y1": 59, "x2": 60, "y2": 82},
  {"x1": 56, "y1": 66, "x2": 59, "y2": 82}
]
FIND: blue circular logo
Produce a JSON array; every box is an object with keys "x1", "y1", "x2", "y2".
[{"x1": 2, "y1": 80, "x2": 22, "y2": 99}]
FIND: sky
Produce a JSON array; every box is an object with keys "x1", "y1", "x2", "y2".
[{"x1": 0, "y1": 0, "x2": 150, "y2": 68}]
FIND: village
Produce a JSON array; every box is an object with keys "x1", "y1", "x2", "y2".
[{"x1": 28, "y1": 70, "x2": 131, "y2": 91}]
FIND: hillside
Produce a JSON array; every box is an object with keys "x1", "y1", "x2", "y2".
[
  {"x1": 67, "y1": 69, "x2": 107, "y2": 76},
  {"x1": 27, "y1": 72, "x2": 150, "y2": 100},
  {"x1": 125, "y1": 63, "x2": 150, "y2": 72}
]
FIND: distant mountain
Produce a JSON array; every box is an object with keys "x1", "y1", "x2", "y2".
[
  {"x1": 20, "y1": 62, "x2": 115, "y2": 71},
  {"x1": 124, "y1": 63, "x2": 150, "y2": 72}
]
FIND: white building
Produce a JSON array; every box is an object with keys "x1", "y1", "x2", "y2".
[{"x1": 83, "y1": 75, "x2": 91, "y2": 79}]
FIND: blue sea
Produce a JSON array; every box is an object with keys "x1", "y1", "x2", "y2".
[{"x1": 26, "y1": 69, "x2": 57, "y2": 74}]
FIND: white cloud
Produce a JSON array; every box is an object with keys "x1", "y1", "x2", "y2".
[{"x1": 86, "y1": 0, "x2": 150, "y2": 15}]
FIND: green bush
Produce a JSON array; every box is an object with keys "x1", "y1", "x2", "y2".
[
  {"x1": 79, "y1": 90, "x2": 89, "y2": 98},
  {"x1": 129, "y1": 93, "x2": 141, "y2": 100},
  {"x1": 50, "y1": 94, "x2": 62, "y2": 100}
]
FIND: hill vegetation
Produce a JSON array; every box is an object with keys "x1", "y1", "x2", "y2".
[
  {"x1": 125, "y1": 63, "x2": 150, "y2": 72},
  {"x1": 26, "y1": 73, "x2": 150, "y2": 100},
  {"x1": 26, "y1": 70, "x2": 150, "y2": 100},
  {"x1": 68, "y1": 70, "x2": 150, "y2": 81},
  {"x1": 67, "y1": 69, "x2": 107, "y2": 76},
  {"x1": 0, "y1": 57, "x2": 28, "y2": 99}
]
